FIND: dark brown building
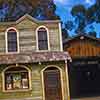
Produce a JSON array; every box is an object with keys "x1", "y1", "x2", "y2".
[{"x1": 63, "y1": 34, "x2": 100, "y2": 99}]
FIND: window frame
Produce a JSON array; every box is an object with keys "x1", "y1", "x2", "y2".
[
  {"x1": 36, "y1": 26, "x2": 50, "y2": 51},
  {"x1": 2, "y1": 65, "x2": 32, "y2": 92},
  {"x1": 5, "y1": 27, "x2": 19, "y2": 53}
]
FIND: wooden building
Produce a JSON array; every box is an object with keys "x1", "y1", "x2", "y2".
[
  {"x1": 64, "y1": 34, "x2": 100, "y2": 98},
  {"x1": 0, "y1": 14, "x2": 71, "y2": 100}
]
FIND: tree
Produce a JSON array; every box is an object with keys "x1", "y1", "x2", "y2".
[
  {"x1": 87, "y1": 25, "x2": 97, "y2": 37},
  {"x1": 62, "y1": 28, "x2": 69, "y2": 41},
  {"x1": 87, "y1": 0, "x2": 100, "y2": 23},
  {"x1": 71, "y1": 5, "x2": 87, "y2": 33},
  {"x1": 0, "y1": 0, "x2": 59, "y2": 21},
  {"x1": 65, "y1": 20, "x2": 74, "y2": 31},
  {"x1": 88, "y1": 31, "x2": 96, "y2": 37},
  {"x1": 65, "y1": 1, "x2": 100, "y2": 37}
]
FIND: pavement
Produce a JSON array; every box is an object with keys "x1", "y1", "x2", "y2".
[{"x1": 71, "y1": 96, "x2": 100, "y2": 100}]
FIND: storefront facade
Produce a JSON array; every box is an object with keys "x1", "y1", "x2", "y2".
[{"x1": 0, "y1": 14, "x2": 71, "y2": 100}]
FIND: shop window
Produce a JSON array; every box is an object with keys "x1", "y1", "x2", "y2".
[{"x1": 4, "y1": 67, "x2": 29, "y2": 90}]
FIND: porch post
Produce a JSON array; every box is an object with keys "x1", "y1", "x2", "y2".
[{"x1": 65, "y1": 60, "x2": 70, "y2": 100}]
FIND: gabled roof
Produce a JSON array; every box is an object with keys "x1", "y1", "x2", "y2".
[
  {"x1": 63, "y1": 34, "x2": 100, "y2": 44},
  {"x1": 16, "y1": 14, "x2": 60, "y2": 24},
  {"x1": 0, "y1": 14, "x2": 60, "y2": 25}
]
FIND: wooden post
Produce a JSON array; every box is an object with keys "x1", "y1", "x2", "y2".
[{"x1": 65, "y1": 60, "x2": 70, "y2": 100}]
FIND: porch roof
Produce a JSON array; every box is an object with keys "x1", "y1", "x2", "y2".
[{"x1": 0, "y1": 52, "x2": 71, "y2": 64}]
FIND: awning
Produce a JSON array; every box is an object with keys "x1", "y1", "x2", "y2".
[{"x1": 0, "y1": 52, "x2": 71, "y2": 64}]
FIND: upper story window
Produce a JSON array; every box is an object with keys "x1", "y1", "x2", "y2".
[
  {"x1": 6, "y1": 28, "x2": 18, "y2": 52},
  {"x1": 37, "y1": 27, "x2": 48, "y2": 50}
]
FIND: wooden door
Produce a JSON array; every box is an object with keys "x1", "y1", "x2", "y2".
[{"x1": 44, "y1": 67, "x2": 62, "y2": 100}]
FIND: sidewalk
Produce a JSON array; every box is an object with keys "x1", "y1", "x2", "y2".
[{"x1": 71, "y1": 96, "x2": 100, "y2": 100}]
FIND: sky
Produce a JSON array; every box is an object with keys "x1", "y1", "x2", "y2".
[
  {"x1": 54, "y1": 0, "x2": 96, "y2": 22},
  {"x1": 54, "y1": 0, "x2": 100, "y2": 37},
  {"x1": 0, "y1": 0, "x2": 99, "y2": 37}
]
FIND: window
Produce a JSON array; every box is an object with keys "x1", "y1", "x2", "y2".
[
  {"x1": 38, "y1": 27, "x2": 48, "y2": 50},
  {"x1": 43, "y1": 67, "x2": 62, "y2": 100},
  {"x1": 4, "y1": 67, "x2": 29, "y2": 91},
  {"x1": 7, "y1": 29, "x2": 18, "y2": 52}
]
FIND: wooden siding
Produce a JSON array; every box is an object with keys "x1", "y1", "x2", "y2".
[
  {"x1": 64, "y1": 39, "x2": 100, "y2": 57},
  {"x1": 0, "y1": 16, "x2": 61, "y2": 53},
  {"x1": 19, "y1": 29, "x2": 36, "y2": 52},
  {"x1": 0, "y1": 32, "x2": 5, "y2": 53},
  {"x1": 49, "y1": 28, "x2": 60, "y2": 51},
  {"x1": 0, "y1": 62, "x2": 68, "y2": 100}
]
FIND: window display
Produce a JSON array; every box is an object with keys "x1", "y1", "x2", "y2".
[{"x1": 5, "y1": 67, "x2": 29, "y2": 90}]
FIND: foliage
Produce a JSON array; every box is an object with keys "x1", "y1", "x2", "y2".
[
  {"x1": 68, "y1": 5, "x2": 87, "y2": 34},
  {"x1": 71, "y1": 5, "x2": 86, "y2": 17},
  {"x1": 65, "y1": 1, "x2": 100, "y2": 37},
  {"x1": 88, "y1": 31, "x2": 96, "y2": 37},
  {"x1": 62, "y1": 28, "x2": 69, "y2": 40},
  {"x1": 0, "y1": 0, "x2": 59, "y2": 21},
  {"x1": 88, "y1": 0, "x2": 100, "y2": 23},
  {"x1": 65, "y1": 20, "x2": 74, "y2": 31}
]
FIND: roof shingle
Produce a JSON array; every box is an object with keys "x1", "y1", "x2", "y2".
[{"x1": 0, "y1": 52, "x2": 71, "y2": 64}]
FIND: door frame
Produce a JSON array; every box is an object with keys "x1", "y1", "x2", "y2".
[{"x1": 41, "y1": 65, "x2": 64, "y2": 100}]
